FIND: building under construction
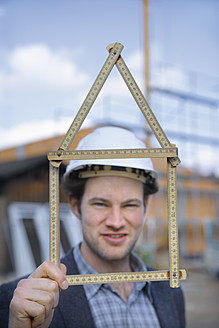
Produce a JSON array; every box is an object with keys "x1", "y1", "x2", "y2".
[{"x1": 0, "y1": 117, "x2": 218, "y2": 277}]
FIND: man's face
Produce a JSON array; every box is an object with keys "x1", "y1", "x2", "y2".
[{"x1": 70, "y1": 176, "x2": 147, "y2": 266}]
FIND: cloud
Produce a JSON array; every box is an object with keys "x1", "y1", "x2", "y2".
[
  {"x1": 185, "y1": 147, "x2": 219, "y2": 177},
  {"x1": 152, "y1": 65, "x2": 188, "y2": 91},
  {"x1": 0, "y1": 116, "x2": 93, "y2": 150},
  {"x1": 0, "y1": 50, "x2": 147, "y2": 150},
  {"x1": 0, "y1": 44, "x2": 92, "y2": 128},
  {"x1": 1, "y1": 44, "x2": 89, "y2": 90}
]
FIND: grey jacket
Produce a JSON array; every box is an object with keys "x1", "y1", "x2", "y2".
[{"x1": 0, "y1": 248, "x2": 185, "y2": 328}]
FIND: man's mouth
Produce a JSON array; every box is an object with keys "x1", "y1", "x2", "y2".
[{"x1": 101, "y1": 233, "x2": 128, "y2": 244}]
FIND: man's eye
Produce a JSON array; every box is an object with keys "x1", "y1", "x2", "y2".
[
  {"x1": 124, "y1": 204, "x2": 138, "y2": 208},
  {"x1": 93, "y1": 202, "x2": 106, "y2": 207}
]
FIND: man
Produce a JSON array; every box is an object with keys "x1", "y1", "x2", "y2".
[{"x1": 0, "y1": 127, "x2": 185, "y2": 328}]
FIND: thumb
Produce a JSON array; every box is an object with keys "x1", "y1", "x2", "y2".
[{"x1": 60, "y1": 263, "x2": 67, "y2": 275}]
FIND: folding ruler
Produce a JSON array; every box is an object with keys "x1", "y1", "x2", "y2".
[{"x1": 48, "y1": 42, "x2": 186, "y2": 288}]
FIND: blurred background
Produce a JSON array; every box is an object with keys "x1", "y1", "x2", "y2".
[{"x1": 0, "y1": 0, "x2": 219, "y2": 327}]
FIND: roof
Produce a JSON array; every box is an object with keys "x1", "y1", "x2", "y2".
[{"x1": 0, "y1": 155, "x2": 48, "y2": 181}]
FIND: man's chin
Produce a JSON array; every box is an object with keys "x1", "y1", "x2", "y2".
[
  {"x1": 82, "y1": 239, "x2": 136, "y2": 264},
  {"x1": 97, "y1": 249, "x2": 132, "y2": 263}
]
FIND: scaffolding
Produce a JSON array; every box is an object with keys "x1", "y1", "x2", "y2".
[{"x1": 148, "y1": 66, "x2": 219, "y2": 259}]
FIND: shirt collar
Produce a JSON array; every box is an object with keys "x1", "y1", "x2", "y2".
[
  {"x1": 129, "y1": 252, "x2": 153, "y2": 303},
  {"x1": 73, "y1": 244, "x2": 101, "y2": 301},
  {"x1": 73, "y1": 244, "x2": 153, "y2": 303}
]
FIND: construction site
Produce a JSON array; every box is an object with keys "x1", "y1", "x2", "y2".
[
  {"x1": 0, "y1": 64, "x2": 219, "y2": 326},
  {"x1": 0, "y1": 1, "x2": 219, "y2": 327}
]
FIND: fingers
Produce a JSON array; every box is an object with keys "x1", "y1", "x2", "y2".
[
  {"x1": 17, "y1": 278, "x2": 59, "y2": 310},
  {"x1": 9, "y1": 278, "x2": 57, "y2": 328},
  {"x1": 60, "y1": 263, "x2": 67, "y2": 275},
  {"x1": 9, "y1": 295, "x2": 51, "y2": 328},
  {"x1": 30, "y1": 261, "x2": 68, "y2": 290},
  {"x1": 9, "y1": 261, "x2": 68, "y2": 328}
]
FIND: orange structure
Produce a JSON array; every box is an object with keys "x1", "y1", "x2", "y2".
[{"x1": 0, "y1": 127, "x2": 218, "y2": 274}]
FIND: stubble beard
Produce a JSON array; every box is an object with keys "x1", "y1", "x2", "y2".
[{"x1": 82, "y1": 229, "x2": 140, "y2": 264}]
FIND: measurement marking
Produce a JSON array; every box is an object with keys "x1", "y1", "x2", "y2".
[
  {"x1": 167, "y1": 160, "x2": 179, "y2": 287},
  {"x1": 49, "y1": 162, "x2": 60, "y2": 266},
  {"x1": 66, "y1": 270, "x2": 186, "y2": 286},
  {"x1": 48, "y1": 42, "x2": 185, "y2": 288},
  {"x1": 47, "y1": 147, "x2": 178, "y2": 161},
  {"x1": 113, "y1": 54, "x2": 180, "y2": 167},
  {"x1": 59, "y1": 43, "x2": 124, "y2": 151}
]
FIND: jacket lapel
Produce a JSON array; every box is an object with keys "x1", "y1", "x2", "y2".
[
  {"x1": 57, "y1": 249, "x2": 96, "y2": 328},
  {"x1": 151, "y1": 281, "x2": 181, "y2": 328}
]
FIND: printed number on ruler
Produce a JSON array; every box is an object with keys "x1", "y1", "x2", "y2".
[
  {"x1": 47, "y1": 147, "x2": 178, "y2": 161},
  {"x1": 49, "y1": 162, "x2": 60, "y2": 266},
  {"x1": 106, "y1": 44, "x2": 181, "y2": 167},
  {"x1": 59, "y1": 43, "x2": 124, "y2": 151},
  {"x1": 167, "y1": 160, "x2": 180, "y2": 288},
  {"x1": 66, "y1": 270, "x2": 187, "y2": 286}
]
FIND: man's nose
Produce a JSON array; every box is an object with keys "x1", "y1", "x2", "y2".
[{"x1": 105, "y1": 206, "x2": 126, "y2": 229}]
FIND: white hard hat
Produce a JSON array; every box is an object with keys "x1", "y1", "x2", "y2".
[{"x1": 64, "y1": 126, "x2": 157, "y2": 183}]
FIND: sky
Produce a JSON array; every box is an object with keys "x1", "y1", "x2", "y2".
[{"x1": 0, "y1": 0, "x2": 219, "y2": 175}]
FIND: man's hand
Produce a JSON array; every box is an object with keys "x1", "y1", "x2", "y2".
[{"x1": 9, "y1": 261, "x2": 68, "y2": 328}]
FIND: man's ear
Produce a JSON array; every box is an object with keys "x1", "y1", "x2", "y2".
[{"x1": 68, "y1": 196, "x2": 81, "y2": 219}]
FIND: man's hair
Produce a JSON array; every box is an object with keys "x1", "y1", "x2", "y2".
[{"x1": 62, "y1": 167, "x2": 158, "y2": 211}]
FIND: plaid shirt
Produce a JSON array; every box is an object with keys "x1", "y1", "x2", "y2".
[{"x1": 73, "y1": 245, "x2": 161, "y2": 328}]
